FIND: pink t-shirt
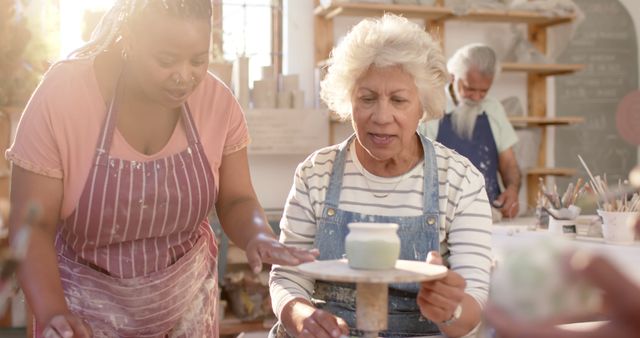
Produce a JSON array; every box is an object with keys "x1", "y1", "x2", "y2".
[{"x1": 7, "y1": 58, "x2": 250, "y2": 219}]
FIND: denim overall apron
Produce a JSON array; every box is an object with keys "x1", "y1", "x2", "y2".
[
  {"x1": 271, "y1": 134, "x2": 442, "y2": 337},
  {"x1": 436, "y1": 112, "x2": 501, "y2": 202}
]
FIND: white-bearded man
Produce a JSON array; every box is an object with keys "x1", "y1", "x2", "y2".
[{"x1": 420, "y1": 43, "x2": 521, "y2": 219}]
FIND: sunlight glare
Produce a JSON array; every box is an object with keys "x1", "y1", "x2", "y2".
[{"x1": 59, "y1": 0, "x2": 115, "y2": 58}]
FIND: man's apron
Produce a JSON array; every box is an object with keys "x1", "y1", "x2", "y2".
[{"x1": 436, "y1": 112, "x2": 501, "y2": 202}]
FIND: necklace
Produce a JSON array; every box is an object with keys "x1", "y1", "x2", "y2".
[
  {"x1": 352, "y1": 140, "x2": 421, "y2": 199},
  {"x1": 361, "y1": 158, "x2": 420, "y2": 198},
  {"x1": 364, "y1": 176, "x2": 404, "y2": 198}
]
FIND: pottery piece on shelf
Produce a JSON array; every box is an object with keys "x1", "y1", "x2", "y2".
[
  {"x1": 277, "y1": 91, "x2": 292, "y2": 109},
  {"x1": 232, "y1": 57, "x2": 250, "y2": 109}
]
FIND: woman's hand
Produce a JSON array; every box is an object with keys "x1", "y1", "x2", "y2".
[
  {"x1": 417, "y1": 251, "x2": 466, "y2": 324},
  {"x1": 245, "y1": 233, "x2": 319, "y2": 273},
  {"x1": 41, "y1": 314, "x2": 92, "y2": 338},
  {"x1": 282, "y1": 299, "x2": 349, "y2": 338},
  {"x1": 297, "y1": 308, "x2": 349, "y2": 338}
]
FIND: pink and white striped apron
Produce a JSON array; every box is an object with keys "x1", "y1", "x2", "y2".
[{"x1": 43, "y1": 91, "x2": 219, "y2": 337}]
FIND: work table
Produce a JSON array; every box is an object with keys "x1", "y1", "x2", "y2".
[{"x1": 491, "y1": 216, "x2": 640, "y2": 284}]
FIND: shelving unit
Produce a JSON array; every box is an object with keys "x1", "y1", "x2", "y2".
[
  {"x1": 444, "y1": 8, "x2": 576, "y2": 26},
  {"x1": 526, "y1": 167, "x2": 577, "y2": 176},
  {"x1": 216, "y1": 213, "x2": 283, "y2": 336},
  {"x1": 507, "y1": 116, "x2": 584, "y2": 127},
  {"x1": 314, "y1": 2, "x2": 576, "y2": 26},
  {"x1": 501, "y1": 62, "x2": 584, "y2": 76},
  {"x1": 314, "y1": 0, "x2": 584, "y2": 208},
  {"x1": 219, "y1": 242, "x2": 276, "y2": 336},
  {"x1": 314, "y1": 2, "x2": 451, "y2": 20}
]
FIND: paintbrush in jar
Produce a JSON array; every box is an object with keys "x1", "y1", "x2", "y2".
[
  {"x1": 561, "y1": 183, "x2": 574, "y2": 207},
  {"x1": 570, "y1": 178, "x2": 584, "y2": 206}
]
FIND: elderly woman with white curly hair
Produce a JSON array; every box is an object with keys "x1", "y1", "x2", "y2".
[{"x1": 269, "y1": 14, "x2": 493, "y2": 338}]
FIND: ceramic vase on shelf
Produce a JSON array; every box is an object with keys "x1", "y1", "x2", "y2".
[
  {"x1": 252, "y1": 79, "x2": 277, "y2": 109},
  {"x1": 292, "y1": 90, "x2": 305, "y2": 109},
  {"x1": 345, "y1": 222, "x2": 400, "y2": 270},
  {"x1": 232, "y1": 56, "x2": 250, "y2": 109},
  {"x1": 280, "y1": 74, "x2": 299, "y2": 93},
  {"x1": 276, "y1": 91, "x2": 292, "y2": 109}
]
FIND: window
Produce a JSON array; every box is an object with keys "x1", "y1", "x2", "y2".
[
  {"x1": 215, "y1": 0, "x2": 282, "y2": 85},
  {"x1": 59, "y1": 0, "x2": 113, "y2": 58},
  {"x1": 57, "y1": 0, "x2": 282, "y2": 85}
]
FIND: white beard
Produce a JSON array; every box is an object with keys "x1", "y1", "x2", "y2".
[{"x1": 451, "y1": 99, "x2": 483, "y2": 140}]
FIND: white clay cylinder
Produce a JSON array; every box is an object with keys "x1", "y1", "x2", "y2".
[{"x1": 346, "y1": 223, "x2": 400, "y2": 270}]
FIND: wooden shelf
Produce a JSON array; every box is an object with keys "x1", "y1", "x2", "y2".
[
  {"x1": 447, "y1": 8, "x2": 576, "y2": 27},
  {"x1": 526, "y1": 167, "x2": 576, "y2": 177},
  {"x1": 314, "y1": 1, "x2": 584, "y2": 210},
  {"x1": 315, "y1": 3, "x2": 451, "y2": 21},
  {"x1": 509, "y1": 116, "x2": 584, "y2": 126},
  {"x1": 501, "y1": 62, "x2": 585, "y2": 76},
  {"x1": 332, "y1": 114, "x2": 584, "y2": 127},
  {"x1": 314, "y1": 3, "x2": 576, "y2": 27},
  {"x1": 318, "y1": 61, "x2": 585, "y2": 76}
]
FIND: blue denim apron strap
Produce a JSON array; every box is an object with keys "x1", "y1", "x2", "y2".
[
  {"x1": 324, "y1": 134, "x2": 356, "y2": 210},
  {"x1": 436, "y1": 111, "x2": 501, "y2": 202},
  {"x1": 311, "y1": 133, "x2": 442, "y2": 336},
  {"x1": 419, "y1": 133, "x2": 440, "y2": 216}
]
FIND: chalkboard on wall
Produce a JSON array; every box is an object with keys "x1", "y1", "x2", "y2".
[{"x1": 555, "y1": 0, "x2": 638, "y2": 190}]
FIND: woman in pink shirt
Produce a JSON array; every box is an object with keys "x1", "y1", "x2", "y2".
[{"x1": 6, "y1": 0, "x2": 317, "y2": 337}]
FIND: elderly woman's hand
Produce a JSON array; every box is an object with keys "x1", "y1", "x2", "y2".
[
  {"x1": 282, "y1": 299, "x2": 350, "y2": 338},
  {"x1": 245, "y1": 233, "x2": 319, "y2": 273},
  {"x1": 417, "y1": 251, "x2": 466, "y2": 324}
]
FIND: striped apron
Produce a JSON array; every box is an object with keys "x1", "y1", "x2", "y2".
[{"x1": 42, "y1": 91, "x2": 218, "y2": 337}]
